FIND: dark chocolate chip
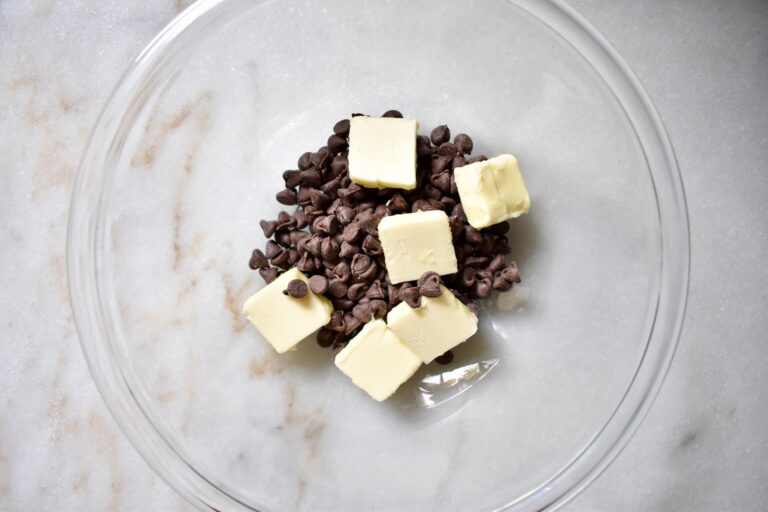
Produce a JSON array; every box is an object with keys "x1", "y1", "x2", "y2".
[
  {"x1": 270, "y1": 250, "x2": 291, "y2": 269},
  {"x1": 275, "y1": 230, "x2": 292, "y2": 248},
  {"x1": 501, "y1": 262, "x2": 521, "y2": 283},
  {"x1": 316, "y1": 328, "x2": 336, "y2": 347},
  {"x1": 260, "y1": 219, "x2": 278, "y2": 238},
  {"x1": 249, "y1": 249, "x2": 269, "y2": 269},
  {"x1": 424, "y1": 184, "x2": 442, "y2": 200},
  {"x1": 305, "y1": 235, "x2": 323, "y2": 256},
  {"x1": 351, "y1": 253, "x2": 377, "y2": 281},
  {"x1": 287, "y1": 249, "x2": 300, "y2": 265},
  {"x1": 334, "y1": 298, "x2": 355, "y2": 311},
  {"x1": 366, "y1": 280, "x2": 385, "y2": 300},
  {"x1": 343, "y1": 313, "x2": 362, "y2": 335},
  {"x1": 327, "y1": 134, "x2": 348, "y2": 154},
  {"x1": 352, "y1": 303, "x2": 373, "y2": 323},
  {"x1": 265, "y1": 241, "x2": 282, "y2": 259},
  {"x1": 388, "y1": 193, "x2": 409, "y2": 212},
  {"x1": 342, "y1": 223, "x2": 363, "y2": 243},
  {"x1": 339, "y1": 241, "x2": 359, "y2": 259},
  {"x1": 434, "y1": 350, "x2": 454, "y2": 365},
  {"x1": 463, "y1": 225, "x2": 483, "y2": 245},
  {"x1": 459, "y1": 266, "x2": 477, "y2": 287},
  {"x1": 333, "y1": 261, "x2": 352, "y2": 282},
  {"x1": 283, "y1": 279, "x2": 308, "y2": 298},
  {"x1": 331, "y1": 156, "x2": 348, "y2": 177},
  {"x1": 416, "y1": 135, "x2": 432, "y2": 157},
  {"x1": 332, "y1": 340, "x2": 349, "y2": 355},
  {"x1": 308, "y1": 275, "x2": 329, "y2": 294},
  {"x1": 333, "y1": 119, "x2": 350, "y2": 137},
  {"x1": 296, "y1": 252, "x2": 315, "y2": 273},
  {"x1": 473, "y1": 278, "x2": 492, "y2": 299},
  {"x1": 411, "y1": 199, "x2": 436, "y2": 212},
  {"x1": 452, "y1": 155, "x2": 467, "y2": 169},
  {"x1": 326, "y1": 311, "x2": 345, "y2": 332},
  {"x1": 336, "y1": 206, "x2": 356, "y2": 225},
  {"x1": 430, "y1": 125, "x2": 450, "y2": 146},
  {"x1": 299, "y1": 152, "x2": 313, "y2": 170},
  {"x1": 370, "y1": 299, "x2": 388, "y2": 319},
  {"x1": 492, "y1": 237, "x2": 511, "y2": 255},
  {"x1": 401, "y1": 286, "x2": 421, "y2": 308},
  {"x1": 312, "y1": 215, "x2": 340, "y2": 235},
  {"x1": 382, "y1": 109, "x2": 403, "y2": 118},
  {"x1": 258, "y1": 267, "x2": 279, "y2": 284},
  {"x1": 362, "y1": 234, "x2": 383, "y2": 255},
  {"x1": 464, "y1": 255, "x2": 489, "y2": 268},
  {"x1": 300, "y1": 169, "x2": 323, "y2": 188},
  {"x1": 487, "y1": 221, "x2": 510, "y2": 235},
  {"x1": 347, "y1": 282, "x2": 368, "y2": 301},
  {"x1": 437, "y1": 142, "x2": 456, "y2": 159},
  {"x1": 283, "y1": 169, "x2": 302, "y2": 188},
  {"x1": 489, "y1": 254, "x2": 507, "y2": 273},
  {"x1": 493, "y1": 275, "x2": 513, "y2": 291},
  {"x1": 310, "y1": 148, "x2": 331, "y2": 169},
  {"x1": 431, "y1": 155, "x2": 451, "y2": 173},
  {"x1": 467, "y1": 154, "x2": 487, "y2": 164},
  {"x1": 320, "y1": 237, "x2": 340, "y2": 262},
  {"x1": 309, "y1": 189, "x2": 331, "y2": 209},
  {"x1": 454, "y1": 134, "x2": 473, "y2": 154},
  {"x1": 328, "y1": 278, "x2": 348, "y2": 298}
]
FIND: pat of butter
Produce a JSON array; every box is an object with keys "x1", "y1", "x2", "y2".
[
  {"x1": 334, "y1": 319, "x2": 422, "y2": 401},
  {"x1": 243, "y1": 267, "x2": 333, "y2": 354},
  {"x1": 387, "y1": 285, "x2": 478, "y2": 363},
  {"x1": 378, "y1": 210, "x2": 457, "y2": 284},
  {"x1": 348, "y1": 116, "x2": 418, "y2": 190},
  {"x1": 454, "y1": 154, "x2": 530, "y2": 229}
]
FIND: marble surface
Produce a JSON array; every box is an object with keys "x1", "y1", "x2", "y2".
[{"x1": 1, "y1": 0, "x2": 766, "y2": 511}]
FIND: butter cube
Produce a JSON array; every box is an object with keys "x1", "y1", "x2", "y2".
[
  {"x1": 243, "y1": 268, "x2": 333, "y2": 353},
  {"x1": 348, "y1": 116, "x2": 418, "y2": 190},
  {"x1": 454, "y1": 154, "x2": 530, "y2": 229},
  {"x1": 378, "y1": 210, "x2": 457, "y2": 284},
  {"x1": 334, "y1": 319, "x2": 422, "y2": 401},
  {"x1": 387, "y1": 286, "x2": 478, "y2": 363}
]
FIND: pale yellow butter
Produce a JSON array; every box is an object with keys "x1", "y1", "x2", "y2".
[
  {"x1": 348, "y1": 116, "x2": 418, "y2": 190},
  {"x1": 242, "y1": 268, "x2": 333, "y2": 353},
  {"x1": 334, "y1": 319, "x2": 422, "y2": 401},
  {"x1": 378, "y1": 210, "x2": 457, "y2": 284},
  {"x1": 387, "y1": 285, "x2": 478, "y2": 363},
  {"x1": 454, "y1": 154, "x2": 530, "y2": 229}
]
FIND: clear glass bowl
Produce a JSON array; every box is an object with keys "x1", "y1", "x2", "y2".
[{"x1": 67, "y1": 0, "x2": 689, "y2": 510}]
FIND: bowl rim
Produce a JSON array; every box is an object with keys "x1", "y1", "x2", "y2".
[{"x1": 67, "y1": 0, "x2": 690, "y2": 510}]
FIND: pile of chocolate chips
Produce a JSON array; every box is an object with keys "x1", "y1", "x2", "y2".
[{"x1": 249, "y1": 110, "x2": 522, "y2": 360}]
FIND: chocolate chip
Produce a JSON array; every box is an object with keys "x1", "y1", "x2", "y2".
[
  {"x1": 334, "y1": 298, "x2": 355, "y2": 311},
  {"x1": 388, "y1": 193, "x2": 409, "y2": 212},
  {"x1": 424, "y1": 184, "x2": 442, "y2": 200},
  {"x1": 473, "y1": 278, "x2": 492, "y2": 299},
  {"x1": 489, "y1": 254, "x2": 507, "y2": 273},
  {"x1": 326, "y1": 311, "x2": 345, "y2": 332},
  {"x1": 459, "y1": 266, "x2": 476, "y2": 287},
  {"x1": 258, "y1": 267, "x2": 279, "y2": 284},
  {"x1": 431, "y1": 155, "x2": 451, "y2": 173},
  {"x1": 416, "y1": 135, "x2": 432, "y2": 157},
  {"x1": 382, "y1": 109, "x2": 403, "y2": 118},
  {"x1": 464, "y1": 255, "x2": 489, "y2": 268},
  {"x1": 339, "y1": 241, "x2": 358, "y2": 259},
  {"x1": 401, "y1": 286, "x2": 421, "y2": 308},
  {"x1": 276, "y1": 211, "x2": 295, "y2": 231},
  {"x1": 463, "y1": 225, "x2": 483, "y2": 245},
  {"x1": 316, "y1": 328, "x2": 336, "y2": 347},
  {"x1": 451, "y1": 203, "x2": 467, "y2": 222},
  {"x1": 434, "y1": 350, "x2": 454, "y2": 365},
  {"x1": 327, "y1": 134, "x2": 348, "y2": 154},
  {"x1": 296, "y1": 252, "x2": 315, "y2": 272},
  {"x1": 370, "y1": 299, "x2": 388, "y2": 319},
  {"x1": 296, "y1": 187, "x2": 311, "y2": 206},
  {"x1": 333, "y1": 119, "x2": 350, "y2": 137},
  {"x1": 492, "y1": 237, "x2": 511, "y2": 255},
  {"x1": 352, "y1": 303, "x2": 373, "y2": 323},
  {"x1": 450, "y1": 174, "x2": 457, "y2": 195},
  {"x1": 366, "y1": 280, "x2": 385, "y2": 300},
  {"x1": 452, "y1": 155, "x2": 467, "y2": 169},
  {"x1": 336, "y1": 206, "x2": 356, "y2": 225},
  {"x1": 300, "y1": 169, "x2": 323, "y2": 188},
  {"x1": 411, "y1": 199, "x2": 436, "y2": 212},
  {"x1": 387, "y1": 284, "x2": 401, "y2": 305},
  {"x1": 298, "y1": 152, "x2": 312, "y2": 170},
  {"x1": 260, "y1": 219, "x2": 277, "y2": 238},
  {"x1": 432, "y1": 172, "x2": 452, "y2": 194},
  {"x1": 270, "y1": 250, "x2": 291, "y2": 269},
  {"x1": 312, "y1": 215, "x2": 339, "y2": 235},
  {"x1": 466, "y1": 302, "x2": 479, "y2": 316},
  {"x1": 351, "y1": 253, "x2": 377, "y2": 281},
  {"x1": 308, "y1": 275, "x2": 329, "y2": 294},
  {"x1": 501, "y1": 262, "x2": 521, "y2": 283},
  {"x1": 321, "y1": 237, "x2": 340, "y2": 262},
  {"x1": 287, "y1": 249, "x2": 300, "y2": 265},
  {"x1": 486, "y1": 222, "x2": 509, "y2": 236},
  {"x1": 342, "y1": 223, "x2": 363, "y2": 243},
  {"x1": 265, "y1": 241, "x2": 281, "y2": 259},
  {"x1": 347, "y1": 282, "x2": 368, "y2": 301},
  {"x1": 420, "y1": 283, "x2": 442, "y2": 298},
  {"x1": 333, "y1": 261, "x2": 351, "y2": 282},
  {"x1": 310, "y1": 148, "x2": 331, "y2": 169},
  {"x1": 283, "y1": 170, "x2": 302, "y2": 188},
  {"x1": 362, "y1": 234, "x2": 383, "y2": 255},
  {"x1": 454, "y1": 134, "x2": 473, "y2": 154},
  {"x1": 305, "y1": 235, "x2": 322, "y2": 257},
  {"x1": 343, "y1": 313, "x2": 362, "y2": 335},
  {"x1": 417, "y1": 271, "x2": 441, "y2": 288},
  {"x1": 283, "y1": 279, "x2": 308, "y2": 298},
  {"x1": 308, "y1": 189, "x2": 330, "y2": 209},
  {"x1": 276, "y1": 230, "x2": 293, "y2": 248},
  {"x1": 328, "y1": 278, "x2": 348, "y2": 298},
  {"x1": 331, "y1": 156, "x2": 348, "y2": 177},
  {"x1": 249, "y1": 248, "x2": 269, "y2": 269},
  {"x1": 294, "y1": 211, "x2": 308, "y2": 229},
  {"x1": 430, "y1": 125, "x2": 450, "y2": 146},
  {"x1": 332, "y1": 340, "x2": 348, "y2": 355},
  {"x1": 493, "y1": 275, "x2": 513, "y2": 291},
  {"x1": 437, "y1": 142, "x2": 456, "y2": 159}
]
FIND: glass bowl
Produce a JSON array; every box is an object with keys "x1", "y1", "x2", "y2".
[{"x1": 67, "y1": 0, "x2": 689, "y2": 510}]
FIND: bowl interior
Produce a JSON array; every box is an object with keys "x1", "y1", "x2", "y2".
[{"x1": 84, "y1": 0, "x2": 667, "y2": 510}]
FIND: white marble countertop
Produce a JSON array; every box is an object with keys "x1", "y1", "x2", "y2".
[{"x1": 1, "y1": 0, "x2": 766, "y2": 510}]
